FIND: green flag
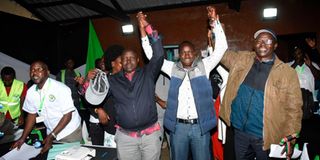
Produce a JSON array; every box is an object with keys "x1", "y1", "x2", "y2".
[{"x1": 85, "y1": 20, "x2": 104, "y2": 75}]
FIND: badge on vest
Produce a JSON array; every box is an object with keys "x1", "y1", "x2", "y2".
[{"x1": 13, "y1": 94, "x2": 20, "y2": 100}]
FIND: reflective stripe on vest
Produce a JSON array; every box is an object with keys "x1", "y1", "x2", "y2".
[
  {"x1": 60, "y1": 69, "x2": 80, "y2": 84},
  {"x1": 0, "y1": 79, "x2": 24, "y2": 119}
]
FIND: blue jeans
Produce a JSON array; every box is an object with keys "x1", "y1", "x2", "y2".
[
  {"x1": 170, "y1": 123, "x2": 211, "y2": 160},
  {"x1": 234, "y1": 129, "x2": 269, "y2": 160}
]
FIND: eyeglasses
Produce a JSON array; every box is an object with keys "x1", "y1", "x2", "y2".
[{"x1": 255, "y1": 39, "x2": 273, "y2": 45}]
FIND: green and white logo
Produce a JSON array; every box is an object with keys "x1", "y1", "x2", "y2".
[{"x1": 49, "y1": 94, "x2": 56, "y2": 102}]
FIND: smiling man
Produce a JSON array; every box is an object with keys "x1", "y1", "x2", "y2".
[
  {"x1": 84, "y1": 12, "x2": 164, "y2": 160},
  {"x1": 219, "y1": 29, "x2": 303, "y2": 160},
  {"x1": 11, "y1": 61, "x2": 81, "y2": 155},
  {"x1": 139, "y1": 6, "x2": 228, "y2": 160}
]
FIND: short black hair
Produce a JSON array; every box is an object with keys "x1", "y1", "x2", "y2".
[
  {"x1": 104, "y1": 45, "x2": 124, "y2": 71},
  {"x1": 1, "y1": 66, "x2": 16, "y2": 78},
  {"x1": 31, "y1": 60, "x2": 49, "y2": 71},
  {"x1": 179, "y1": 41, "x2": 195, "y2": 53},
  {"x1": 95, "y1": 58, "x2": 102, "y2": 68}
]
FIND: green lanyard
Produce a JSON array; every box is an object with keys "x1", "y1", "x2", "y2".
[
  {"x1": 295, "y1": 64, "x2": 305, "y2": 74},
  {"x1": 37, "y1": 79, "x2": 51, "y2": 113}
]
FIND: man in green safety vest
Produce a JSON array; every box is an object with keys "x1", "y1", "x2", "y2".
[
  {"x1": 56, "y1": 58, "x2": 88, "y2": 124},
  {"x1": 0, "y1": 66, "x2": 27, "y2": 125}
]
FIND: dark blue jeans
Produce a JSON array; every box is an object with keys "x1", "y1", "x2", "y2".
[
  {"x1": 234, "y1": 129, "x2": 269, "y2": 160},
  {"x1": 170, "y1": 123, "x2": 211, "y2": 160}
]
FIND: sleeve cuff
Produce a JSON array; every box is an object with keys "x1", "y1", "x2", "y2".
[
  {"x1": 141, "y1": 36, "x2": 148, "y2": 42},
  {"x1": 62, "y1": 108, "x2": 76, "y2": 115},
  {"x1": 22, "y1": 107, "x2": 37, "y2": 114}
]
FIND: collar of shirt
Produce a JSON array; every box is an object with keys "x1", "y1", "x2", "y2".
[
  {"x1": 255, "y1": 53, "x2": 275, "y2": 65},
  {"x1": 124, "y1": 70, "x2": 136, "y2": 81},
  {"x1": 36, "y1": 78, "x2": 50, "y2": 94}
]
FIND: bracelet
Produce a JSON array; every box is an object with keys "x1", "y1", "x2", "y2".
[{"x1": 51, "y1": 132, "x2": 57, "y2": 139}]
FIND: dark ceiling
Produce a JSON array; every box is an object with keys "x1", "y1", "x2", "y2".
[{"x1": 14, "y1": 0, "x2": 241, "y2": 24}]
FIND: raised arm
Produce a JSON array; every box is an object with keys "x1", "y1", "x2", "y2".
[
  {"x1": 202, "y1": 6, "x2": 228, "y2": 77},
  {"x1": 137, "y1": 12, "x2": 174, "y2": 77}
]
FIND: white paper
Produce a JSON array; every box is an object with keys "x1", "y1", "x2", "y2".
[
  {"x1": 217, "y1": 118, "x2": 226, "y2": 144},
  {"x1": 81, "y1": 122, "x2": 116, "y2": 148},
  {"x1": 55, "y1": 146, "x2": 95, "y2": 160},
  {"x1": 104, "y1": 132, "x2": 116, "y2": 148},
  {"x1": 300, "y1": 143, "x2": 310, "y2": 160},
  {"x1": 0, "y1": 143, "x2": 41, "y2": 160},
  {"x1": 81, "y1": 122, "x2": 90, "y2": 145},
  {"x1": 269, "y1": 144, "x2": 302, "y2": 159}
]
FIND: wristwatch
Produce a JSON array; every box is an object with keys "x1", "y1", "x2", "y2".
[{"x1": 51, "y1": 132, "x2": 57, "y2": 139}]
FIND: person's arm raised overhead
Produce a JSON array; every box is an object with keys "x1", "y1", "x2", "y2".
[
  {"x1": 137, "y1": 11, "x2": 173, "y2": 77},
  {"x1": 203, "y1": 6, "x2": 228, "y2": 76}
]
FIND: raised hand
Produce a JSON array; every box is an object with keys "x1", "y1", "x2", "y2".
[
  {"x1": 136, "y1": 11, "x2": 149, "y2": 29},
  {"x1": 207, "y1": 6, "x2": 219, "y2": 28}
]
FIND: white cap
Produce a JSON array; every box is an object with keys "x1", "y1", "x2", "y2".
[
  {"x1": 254, "y1": 29, "x2": 277, "y2": 41},
  {"x1": 85, "y1": 70, "x2": 109, "y2": 105}
]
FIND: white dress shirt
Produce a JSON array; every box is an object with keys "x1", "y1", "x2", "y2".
[
  {"x1": 142, "y1": 20, "x2": 228, "y2": 120},
  {"x1": 23, "y1": 78, "x2": 81, "y2": 140},
  {"x1": 288, "y1": 61, "x2": 320, "y2": 100}
]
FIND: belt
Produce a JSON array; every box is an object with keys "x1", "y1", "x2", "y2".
[
  {"x1": 115, "y1": 122, "x2": 160, "y2": 138},
  {"x1": 177, "y1": 118, "x2": 198, "y2": 124}
]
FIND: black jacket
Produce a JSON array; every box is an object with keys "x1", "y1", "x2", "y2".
[{"x1": 108, "y1": 39, "x2": 164, "y2": 131}]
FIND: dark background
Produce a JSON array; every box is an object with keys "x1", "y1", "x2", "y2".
[{"x1": 1, "y1": 0, "x2": 320, "y2": 74}]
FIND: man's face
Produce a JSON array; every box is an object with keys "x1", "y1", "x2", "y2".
[
  {"x1": 98, "y1": 58, "x2": 106, "y2": 71},
  {"x1": 254, "y1": 32, "x2": 278, "y2": 60},
  {"x1": 65, "y1": 59, "x2": 75, "y2": 70},
  {"x1": 179, "y1": 45, "x2": 197, "y2": 68},
  {"x1": 2, "y1": 75, "x2": 14, "y2": 87},
  {"x1": 293, "y1": 48, "x2": 304, "y2": 64},
  {"x1": 111, "y1": 57, "x2": 122, "y2": 74},
  {"x1": 121, "y1": 51, "x2": 139, "y2": 73},
  {"x1": 30, "y1": 62, "x2": 49, "y2": 86}
]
